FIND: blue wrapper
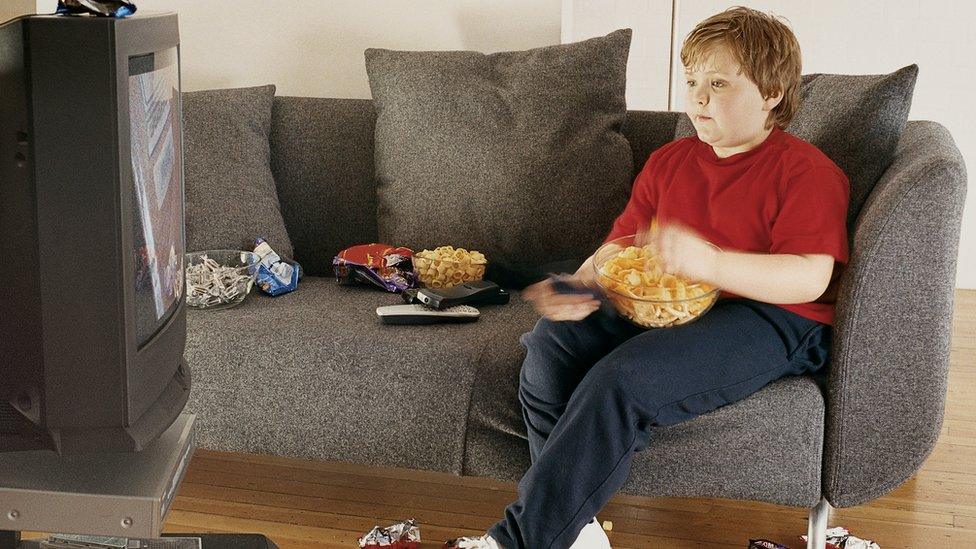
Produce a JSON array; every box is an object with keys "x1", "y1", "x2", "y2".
[
  {"x1": 56, "y1": 0, "x2": 137, "y2": 18},
  {"x1": 253, "y1": 238, "x2": 300, "y2": 296}
]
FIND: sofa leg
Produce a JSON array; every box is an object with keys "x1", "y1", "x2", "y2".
[{"x1": 806, "y1": 497, "x2": 830, "y2": 549}]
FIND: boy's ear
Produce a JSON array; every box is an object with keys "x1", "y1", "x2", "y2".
[{"x1": 763, "y1": 89, "x2": 784, "y2": 112}]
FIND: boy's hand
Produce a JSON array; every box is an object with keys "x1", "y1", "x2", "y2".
[
  {"x1": 639, "y1": 220, "x2": 720, "y2": 283},
  {"x1": 522, "y1": 277, "x2": 602, "y2": 321},
  {"x1": 522, "y1": 254, "x2": 603, "y2": 322}
]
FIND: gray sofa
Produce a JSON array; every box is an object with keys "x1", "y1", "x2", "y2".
[{"x1": 183, "y1": 96, "x2": 967, "y2": 542}]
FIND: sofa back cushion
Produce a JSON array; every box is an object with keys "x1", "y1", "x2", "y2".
[
  {"x1": 269, "y1": 97, "x2": 378, "y2": 276},
  {"x1": 622, "y1": 110, "x2": 683, "y2": 176},
  {"x1": 364, "y1": 30, "x2": 635, "y2": 288},
  {"x1": 182, "y1": 84, "x2": 294, "y2": 259}
]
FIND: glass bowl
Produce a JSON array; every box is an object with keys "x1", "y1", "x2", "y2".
[
  {"x1": 412, "y1": 250, "x2": 487, "y2": 289},
  {"x1": 592, "y1": 234, "x2": 720, "y2": 328},
  {"x1": 185, "y1": 250, "x2": 262, "y2": 310}
]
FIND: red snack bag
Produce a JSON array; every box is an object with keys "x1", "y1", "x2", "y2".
[
  {"x1": 749, "y1": 540, "x2": 791, "y2": 549},
  {"x1": 333, "y1": 243, "x2": 417, "y2": 293}
]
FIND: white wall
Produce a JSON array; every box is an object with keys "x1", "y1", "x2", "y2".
[
  {"x1": 561, "y1": 0, "x2": 673, "y2": 110},
  {"x1": 568, "y1": 0, "x2": 976, "y2": 289},
  {"x1": 1, "y1": 0, "x2": 34, "y2": 21},
  {"x1": 96, "y1": 0, "x2": 561, "y2": 98}
]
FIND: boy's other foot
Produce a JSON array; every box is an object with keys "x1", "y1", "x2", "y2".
[
  {"x1": 444, "y1": 534, "x2": 504, "y2": 549},
  {"x1": 569, "y1": 517, "x2": 612, "y2": 549}
]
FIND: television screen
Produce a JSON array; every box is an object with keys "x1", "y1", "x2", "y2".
[{"x1": 128, "y1": 47, "x2": 184, "y2": 347}]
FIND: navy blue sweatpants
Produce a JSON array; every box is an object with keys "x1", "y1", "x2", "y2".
[{"x1": 487, "y1": 298, "x2": 832, "y2": 549}]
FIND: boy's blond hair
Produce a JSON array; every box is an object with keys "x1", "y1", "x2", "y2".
[{"x1": 680, "y1": 6, "x2": 802, "y2": 130}]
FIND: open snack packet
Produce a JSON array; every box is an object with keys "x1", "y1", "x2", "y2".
[
  {"x1": 333, "y1": 243, "x2": 417, "y2": 293},
  {"x1": 253, "y1": 238, "x2": 300, "y2": 296},
  {"x1": 748, "y1": 540, "x2": 791, "y2": 549},
  {"x1": 357, "y1": 518, "x2": 421, "y2": 549}
]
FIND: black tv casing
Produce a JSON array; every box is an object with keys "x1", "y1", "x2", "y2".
[{"x1": 0, "y1": 13, "x2": 190, "y2": 454}]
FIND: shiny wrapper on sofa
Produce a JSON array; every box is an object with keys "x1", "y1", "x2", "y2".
[
  {"x1": 333, "y1": 243, "x2": 417, "y2": 293},
  {"x1": 253, "y1": 238, "x2": 300, "y2": 296}
]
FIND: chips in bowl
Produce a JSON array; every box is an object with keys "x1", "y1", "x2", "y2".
[
  {"x1": 413, "y1": 245, "x2": 487, "y2": 288},
  {"x1": 593, "y1": 235, "x2": 719, "y2": 328}
]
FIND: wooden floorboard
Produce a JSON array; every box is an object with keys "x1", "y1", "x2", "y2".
[{"x1": 28, "y1": 290, "x2": 975, "y2": 548}]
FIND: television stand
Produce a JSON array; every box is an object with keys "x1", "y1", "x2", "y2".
[
  {"x1": 2, "y1": 533, "x2": 278, "y2": 549},
  {"x1": 0, "y1": 414, "x2": 195, "y2": 540},
  {"x1": 0, "y1": 532, "x2": 19, "y2": 549},
  {"x1": 0, "y1": 415, "x2": 275, "y2": 549}
]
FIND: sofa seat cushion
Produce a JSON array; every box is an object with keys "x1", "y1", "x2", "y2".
[
  {"x1": 183, "y1": 276, "x2": 539, "y2": 474},
  {"x1": 186, "y1": 277, "x2": 825, "y2": 506},
  {"x1": 464, "y1": 357, "x2": 826, "y2": 508}
]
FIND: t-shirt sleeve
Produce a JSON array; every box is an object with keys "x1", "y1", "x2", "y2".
[
  {"x1": 770, "y1": 165, "x2": 850, "y2": 264},
  {"x1": 603, "y1": 153, "x2": 660, "y2": 244}
]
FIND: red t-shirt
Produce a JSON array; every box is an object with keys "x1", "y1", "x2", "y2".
[{"x1": 603, "y1": 126, "x2": 850, "y2": 325}]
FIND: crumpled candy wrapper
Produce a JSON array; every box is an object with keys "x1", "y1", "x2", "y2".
[
  {"x1": 357, "y1": 518, "x2": 421, "y2": 549},
  {"x1": 799, "y1": 526, "x2": 880, "y2": 549},
  {"x1": 253, "y1": 238, "x2": 300, "y2": 296},
  {"x1": 749, "y1": 540, "x2": 791, "y2": 549},
  {"x1": 56, "y1": 0, "x2": 136, "y2": 17},
  {"x1": 333, "y1": 243, "x2": 417, "y2": 293}
]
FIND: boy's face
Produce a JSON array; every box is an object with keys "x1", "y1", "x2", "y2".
[{"x1": 684, "y1": 46, "x2": 782, "y2": 153}]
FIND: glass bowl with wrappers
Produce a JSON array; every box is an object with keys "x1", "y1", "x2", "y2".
[
  {"x1": 185, "y1": 250, "x2": 262, "y2": 309},
  {"x1": 592, "y1": 234, "x2": 720, "y2": 328},
  {"x1": 412, "y1": 246, "x2": 487, "y2": 289}
]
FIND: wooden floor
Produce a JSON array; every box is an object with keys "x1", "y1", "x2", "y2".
[{"x1": 37, "y1": 291, "x2": 976, "y2": 548}]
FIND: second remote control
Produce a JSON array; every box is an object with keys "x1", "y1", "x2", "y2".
[{"x1": 376, "y1": 304, "x2": 480, "y2": 324}]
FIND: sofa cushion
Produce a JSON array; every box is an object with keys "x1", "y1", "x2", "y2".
[
  {"x1": 463, "y1": 354, "x2": 826, "y2": 507},
  {"x1": 185, "y1": 278, "x2": 825, "y2": 506},
  {"x1": 182, "y1": 276, "x2": 539, "y2": 474},
  {"x1": 183, "y1": 85, "x2": 294, "y2": 259},
  {"x1": 365, "y1": 30, "x2": 634, "y2": 288},
  {"x1": 675, "y1": 65, "x2": 918, "y2": 232},
  {"x1": 269, "y1": 97, "x2": 378, "y2": 275}
]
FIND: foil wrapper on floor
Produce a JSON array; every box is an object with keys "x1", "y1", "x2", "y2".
[
  {"x1": 333, "y1": 243, "x2": 417, "y2": 293},
  {"x1": 799, "y1": 526, "x2": 880, "y2": 549},
  {"x1": 357, "y1": 518, "x2": 421, "y2": 549},
  {"x1": 749, "y1": 540, "x2": 791, "y2": 549}
]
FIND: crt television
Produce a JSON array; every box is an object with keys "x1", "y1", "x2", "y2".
[{"x1": 0, "y1": 12, "x2": 191, "y2": 454}]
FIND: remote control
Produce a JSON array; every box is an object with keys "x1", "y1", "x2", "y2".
[
  {"x1": 376, "y1": 304, "x2": 480, "y2": 325},
  {"x1": 404, "y1": 287, "x2": 510, "y2": 307},
  {"x1": 414, "y1": 280, "x2": 508, "y2": 309},
  {"x1": 548, "y1": 273, "x2": 603, "y2": 299}
]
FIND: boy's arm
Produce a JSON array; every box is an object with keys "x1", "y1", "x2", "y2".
[
  {"x1": 707, "y1": 250, "x2": 835, "y2": 304},
  {"x1": 654, "y1": 221, "x2": 838, "y2": 305}
]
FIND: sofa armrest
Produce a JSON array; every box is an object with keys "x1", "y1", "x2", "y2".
[{"x1": 823, "y1": 121, "x2": 968, "y2": 507}]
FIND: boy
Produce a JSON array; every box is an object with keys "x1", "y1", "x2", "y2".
[{"x1": 447, "y1": 6, "x2": 849, "y2": 549}]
